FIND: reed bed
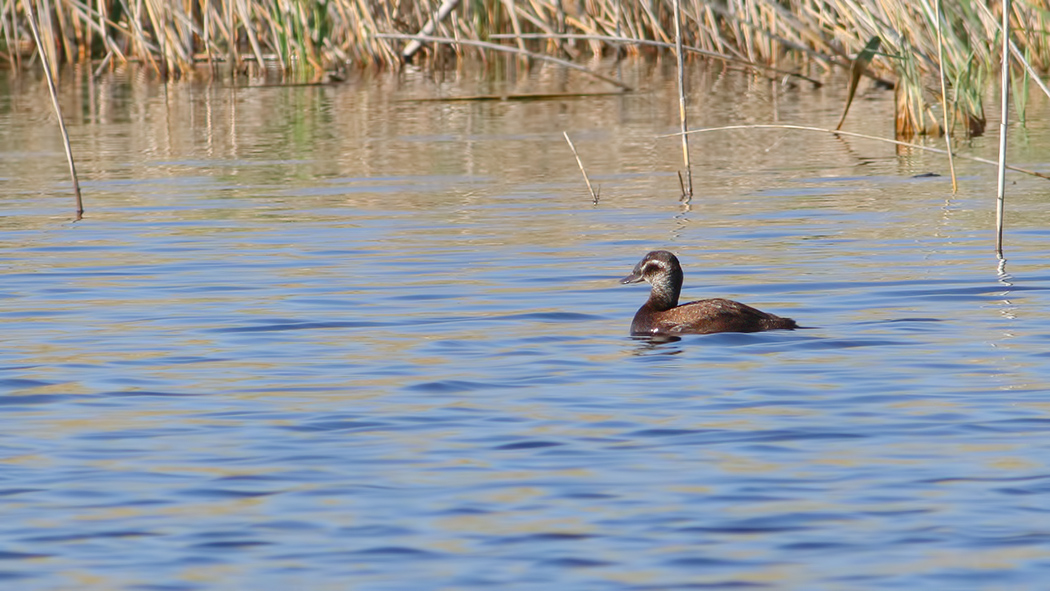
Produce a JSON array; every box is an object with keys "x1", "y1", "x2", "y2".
[{"x1": 3, "y1": 1, "x2": 1048, "y2": 136}]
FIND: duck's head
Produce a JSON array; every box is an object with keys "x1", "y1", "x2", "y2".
[{"x1": 620, "y1": 250, "x2": 683, "y2": 308}]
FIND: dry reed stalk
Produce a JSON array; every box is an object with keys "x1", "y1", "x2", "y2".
[
  {"x1": 143, "y1": 0, "x2": 175, "y2": 75},
  {"x1": 711, "y1": 1, "x2": 842, "y2": 72},
  {"x1": 934, "y1": 0, "x2": 957, "y2": 193},
  {"x1": 35, "y1": 0, "x2": 59, "y2": 79},
  {"x1": 894, "y1": 45, "x2": 931, "y2": 137},
  {"x1": 971, "y1": 1, "x2": 1050, "y2": 107},
  {"x1": 80, "y1": 1, "x2": 128, "y2": 68},
  {"x1": 128, "y1": 0, "x2": 161, "y2": 74},
  {"x1": 236, "y1": 0, "x2": 266, "y2": 69},
  {"x1": 22, "y1": 0, "x2": 83, "y2": 218},
  {"x1": 995, "y1": 0, "x2": 1011, "y2": 258},
  {"x1": 563, "y1": 132, "x2": 599, "y2": 205},
  {"x1": 2, "y1": 0, "x2": 19, "y2": 69},
  {"x1": 224, "y1": 0, "x2": 236, "y2": 67},
  {"x1": 1008, "y1": 39, "x2": 1050, "y2": 102},
  {"x1": 50, "y1": 0, "x2": 73, "y2": 64},
  {"x1": 669, "y1": 124, "x2": 1050, "y2": 181},
  {"x1": 673, "y1": 0, "x2": 692, "y2": 201},
  {"x1": 502, "y1": 0, "x2": 528, "y2": 54},
  {"x1": 511, "y1": 6, "x2": 560, "y2": 53},
  {"x1": 201, "y1": 0, "x2": 213, "y2": 68},
  {"x1": 403, "y1": 0, "x2": 461, "y2": 61}
]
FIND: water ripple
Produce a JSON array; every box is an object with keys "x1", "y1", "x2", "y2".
[{"x1": 4, "y1": 69, "x2": 1050, "y2": 591}]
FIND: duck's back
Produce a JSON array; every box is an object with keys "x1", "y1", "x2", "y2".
[{"x1": 632, "y1": 298, "x2": 797, "y2": 335}]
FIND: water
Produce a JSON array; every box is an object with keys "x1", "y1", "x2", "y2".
[{"x1": 3, "y1": 62, "x2": 1050, "y2": 590}]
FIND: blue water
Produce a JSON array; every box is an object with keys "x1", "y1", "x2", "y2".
[{"x1": 3, "y1": 65, "x2": 1050, "y2": 590}]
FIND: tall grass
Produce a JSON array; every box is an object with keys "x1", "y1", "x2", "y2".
[{"x1": 3, "y1": 1, "x2": 1048, "y2": 136}]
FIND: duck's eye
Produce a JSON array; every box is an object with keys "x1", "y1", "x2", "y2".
[{"x1": 643, "y1": 261, "x2": 662, "y2": 275}]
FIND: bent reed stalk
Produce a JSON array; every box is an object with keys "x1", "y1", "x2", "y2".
[
  {"x1": 563, "y1": 132, "x2": 599, "y2": 205},
  {"x1": 2, "y1": 1, "x2": 1045, "y2": 137},
  {"x1": 667, "y1": 124, "x2": 1050, "y2": 182},
  {"x1": 22, "y1": 0, "x2": 83, "y2": 219}
]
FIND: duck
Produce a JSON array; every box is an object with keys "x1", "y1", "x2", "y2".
[{"x1": 620, "y1": 250, "x2": 797, "y2": 336}]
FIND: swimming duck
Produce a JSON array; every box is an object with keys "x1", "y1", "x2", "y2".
[{"x1": 621, "y1": 250, "x2": 797, "y2": 336}]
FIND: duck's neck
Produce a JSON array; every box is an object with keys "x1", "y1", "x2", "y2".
[{"x1": 647, "y1": 270, "x2": 682, "y2": 311}]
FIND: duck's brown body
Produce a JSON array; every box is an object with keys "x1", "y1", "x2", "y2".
[{"x1": 621, "y1": 251, "x2": 797, "y2": 336}]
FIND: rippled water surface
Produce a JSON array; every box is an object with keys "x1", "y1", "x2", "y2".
[{"x1": 4, "y1": 62, "x2": 1050, "y2": 590}]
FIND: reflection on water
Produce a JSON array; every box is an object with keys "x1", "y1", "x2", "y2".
[{"x1": 3, "y1": 61, "x2": 1050, "y2": 590}]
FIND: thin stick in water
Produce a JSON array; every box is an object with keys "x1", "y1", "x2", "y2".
[
  {"x1": 995, "y1": 0, "x2": 1011, "y2": 258},
  {"x1": 935, "y1": 0, "x2": 958, "y2": 193},
  {"x1": 667, "y1": 124, "x2": 1050, "y2": 181},
  {"x1": 22, "y1": 0, "x2": 83, "y2": 219},
  {"x1": 563, "y1": 132, "x2": 599, "y2": 205},
  {"x1": 673, "y1": 0, "x2": 693, "y2": 202}
]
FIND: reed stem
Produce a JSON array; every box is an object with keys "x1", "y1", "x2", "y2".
[
  {"x1": 995, "y1": 0, "x2": 1011, "y2": 258},
  {"x1": 563, "y1": 132, "x2": 599, "y2": 205},
  {"x1": 23, "y1": 0, "x2": 83, "y2": 219},
  {"x1": 403, "y1": 0, "x2": 461, "y2": 62},
  {"x1": 673, "y1": 0, "x2": 692, "y2": 202},
  {"x1": 935, "y1": 0, "x2": 957, "y2": 193}
]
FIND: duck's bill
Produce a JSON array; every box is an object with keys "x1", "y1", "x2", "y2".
[{"x1": 620, "y1": 273, "x2": 644, "y2": 284}]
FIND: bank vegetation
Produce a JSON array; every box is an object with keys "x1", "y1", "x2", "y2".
[{"x1": 3, "y1": 1, "x2": 1049, "y2": 136}]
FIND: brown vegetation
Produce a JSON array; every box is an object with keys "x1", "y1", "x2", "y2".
[{"x1": 3, "y1": 1, "x2": 1048, "y2": 136}]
